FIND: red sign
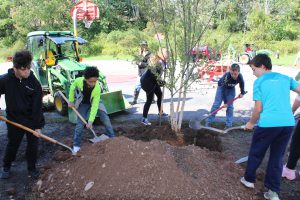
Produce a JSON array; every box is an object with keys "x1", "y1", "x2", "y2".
[{"x1": 71, "y1": 0, "x2": 99, "y2": 21}]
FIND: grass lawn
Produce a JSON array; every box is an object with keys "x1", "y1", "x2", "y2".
[{"x1": 271, "y1": 53, "x2": 297, "y2": 67}]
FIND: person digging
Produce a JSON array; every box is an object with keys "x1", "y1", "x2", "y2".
[
  {"x1": 206, "y1": 63, "x2": 246, "y2": 129},
  {"x1": 68, "y1": 67, "x2": 115, "y2": 153},
  {"x1": 0, "y1": 50, "x2": 44, "y2": 179}
]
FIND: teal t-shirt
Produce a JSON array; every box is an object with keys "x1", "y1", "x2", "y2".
[{"x1": 253, "y1": 72, "x2": 300, "y2": 127}]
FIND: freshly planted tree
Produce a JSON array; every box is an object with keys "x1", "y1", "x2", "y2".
[{"x1": 134, "y1": 0, "x2": 220, "y2": 134}]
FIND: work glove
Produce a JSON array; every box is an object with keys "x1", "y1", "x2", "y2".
[{"x1": 86, "y1": 121, "x2": 93, "y2": 129}]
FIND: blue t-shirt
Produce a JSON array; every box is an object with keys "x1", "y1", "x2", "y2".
[{"x1": 253, "y1": 72, "x2": 300, "y2": 127}]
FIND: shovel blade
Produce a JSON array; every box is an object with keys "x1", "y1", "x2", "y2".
[
  {"x1": 235, "y1": 156, "x2": 248, "y2": 164},
  {"x1": 189, "y1": 119, "x2": 203, "y2": 130},
  {"x1": 89, "y1": 134, "x2": 110, "y2": 143}
]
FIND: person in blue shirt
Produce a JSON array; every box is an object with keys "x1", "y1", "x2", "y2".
[
  {"x1": 240, "y1": 54, "x2": 300, "y2": 200},
  {"x1": 206, "y1": 63, "x2": 246, "y2": 128}
]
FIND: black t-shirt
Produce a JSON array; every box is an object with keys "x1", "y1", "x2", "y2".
[{"x1": 82, "y1": 81, "x2": 93, "y2": 104}]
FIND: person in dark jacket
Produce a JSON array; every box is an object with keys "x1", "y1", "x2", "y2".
[
  {"x1": 140, "y1": 48, "x2": 168, "y2": 125},
  {"x1": 0, "y1": 50, "x2": 44, "y2": 179},
  {"x1": 130, "y1": 41, "x2": 151, "y2": 105},
  {"x1": 206, "y1": 63, "x2": 246, "y2": 128}
]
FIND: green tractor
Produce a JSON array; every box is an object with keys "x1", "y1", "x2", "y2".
[{"x1": 26, "y1": 31, "x2": 129, "y2": 122}]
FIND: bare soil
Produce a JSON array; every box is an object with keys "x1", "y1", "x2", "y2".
[{"x1": 0, "y1": 119, "x2": 299, "y2": 200}]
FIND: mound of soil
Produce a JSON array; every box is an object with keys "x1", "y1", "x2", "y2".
[{"x1": 33, "y1": 137, "x2": 263, "y2": 200}]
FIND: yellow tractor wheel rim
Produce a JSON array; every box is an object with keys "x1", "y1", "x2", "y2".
[
  {"x1": 240, "y1": 55, "x2": 249, "y2": 64},
  {"x1": 55, "y1": 97, "x2": 62, "y2": 111}
]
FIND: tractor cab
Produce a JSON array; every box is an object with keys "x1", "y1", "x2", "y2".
[
  {"x1": 27, "y1": 31, "x2": 87, "y2": 88},
  {"x1": 26, "y1": 31, "x2": 128, "y2": 120}
]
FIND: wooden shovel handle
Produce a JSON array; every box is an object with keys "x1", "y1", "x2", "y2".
[
  {"x1": 58, "y1": 91, "x2": 88, "y2": 124},
  {"x1": 0, "y1": 115, "x2": 58, "y2": 144}
]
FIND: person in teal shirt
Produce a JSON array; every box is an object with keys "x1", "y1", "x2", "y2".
[{"x1": 240, "y1": 54, "x2": 300, "y2": 200}]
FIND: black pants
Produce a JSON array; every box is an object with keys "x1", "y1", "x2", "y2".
[
  {"x1": 287, "y1": 121, "x2": 300, "y2": 169},
  {"x1": 3, "y1": 124, "x2": 39, "y2": 171},
  {"x1": 143, "y1": 85, "x2": 162, "y2": 118}
]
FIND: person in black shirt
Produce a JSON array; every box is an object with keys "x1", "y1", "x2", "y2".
[
  {"x1": 0, "y1": 50, "x2": 44, "y2": 179},
  {"x1": 206, "y1": 63, "x2": 245, "y2": 128},
  {"x1": 140, "y1": 48, "x2": 168, "y2": 125},
  {"x1": 130, "y1": 41, "x2": 151, "y2": 105}
]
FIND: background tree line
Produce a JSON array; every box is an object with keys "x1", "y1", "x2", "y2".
[{"x1": 0, "y1": 0, "x2": 299, "y2": 59}]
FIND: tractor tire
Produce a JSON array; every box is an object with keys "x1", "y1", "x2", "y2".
[{"x1": 54, "y1": 92, "x2": 68, "y2": 116}]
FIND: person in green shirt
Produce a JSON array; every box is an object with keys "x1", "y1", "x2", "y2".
[{"x1": 68, "y1": 67, "x2": 115, "y2": 153}]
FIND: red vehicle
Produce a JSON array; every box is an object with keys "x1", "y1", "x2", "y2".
[
  {"x1": 191, "y1": 45, "x2": 221, "y2": 62},
  {"x1": 198, "y1": 60, "x2": 231, "y2": 82}
]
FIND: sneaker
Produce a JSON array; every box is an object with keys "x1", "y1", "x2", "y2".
[
  {"x1": 158, "y1": 112, "x2": 168, "y2": 117},
  {"x1": 240, "y1": 177, "x2": 254, "y2": 189},
  {"x1": 0, "y1": 168, "x2": 10, "y2": 179},
  {"x1": 141, "y1": 118, "x2": 151, "y2": 125},
  {"x1": 282, "y1": 165, "x2": 296, "y2": 180},
  {"x1": 28, "y1": 169, "x2": 40, "y2": 179},
  {"x1": 73, "y1": 146, "x2": 81, "y2": 153},
  {"x1": 264, "y1": 189, "x2": 280, "y2": 200},
  {"x1": 129, "y1": 100, "x2": 137, "y2": 105}
]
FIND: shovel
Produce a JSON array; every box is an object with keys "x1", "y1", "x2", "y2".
[
  {"x1": 58, "y1": 91, "x2": 106, "y2": 143},
  {"x1": 189, "y1": 92, "x2": 247, "y2": 131},
  {"x1": 235, "y1": 156, "x2": 248, "y2": 164},
  {"x1": 0, "y1": 115, "x2": 75, "y2": 155},
  {"x1": 188, "y1": 121, "x2": 246, "y2": 134}
]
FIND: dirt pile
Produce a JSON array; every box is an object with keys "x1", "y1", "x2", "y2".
[{"x1": 33, "y1": 137, "x2": 262, "y2": 200}]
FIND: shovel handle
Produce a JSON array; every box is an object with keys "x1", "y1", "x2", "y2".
[
  {"x1": 58, "y1": 91, "x2": 97, "y2": 136},
  {"x1": 0, "y1": 116, "x2": 74, "y2": 153},
  {"x1": 0, "y1": 115, "x2": 57, "y2": 144},
  {"x1": 202, "y1": 92, "x2": 248, "y2": 122}
]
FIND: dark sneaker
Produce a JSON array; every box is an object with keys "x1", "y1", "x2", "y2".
[
  {"x1": 28, "y1": 169, "x2": 40, "y2": 179},
  {"x1": 0, "y1": 168, "x2": 10, "y2": 179},
  {"x1": 158, "y1": 113, "x2": 168, "y2": 117},
  {"x1": 129, "y1": 101, "x2": 137, "y2": 105},
  {"x1": 263, "y1": 189, "x2": 280, "y2": 200},
  {"x1": 141, "y1": 118, "x2": 151, "y2": 125}
]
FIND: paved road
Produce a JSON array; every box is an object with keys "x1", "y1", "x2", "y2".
[{"x1": 0, "y1": 60, "x2": 298, "y2": 126}]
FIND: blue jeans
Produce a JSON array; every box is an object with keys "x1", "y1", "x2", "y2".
[
  {"x1": 207, "y1": 86, "x2": 235, "y2": 126},
  {"x1": 73, "y1": 103, "x2": 115, "y2": 147},
  {"x1": 244, "y1": 126, "x2": 293, "y2": 193},
  {"x1": 134, "y1": 76, "x2": 142, "y2": 93}
]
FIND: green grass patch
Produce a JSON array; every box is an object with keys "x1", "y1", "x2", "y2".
[
  {"x1": 84, "y1": 54, "x2": 134, "y2": 61},
  {"x1": 271, "y1": 53, "x2": 297, "y2": 67},
  {"x1": 0, "y1": 57, "x2": 5, "y2": 63}
]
